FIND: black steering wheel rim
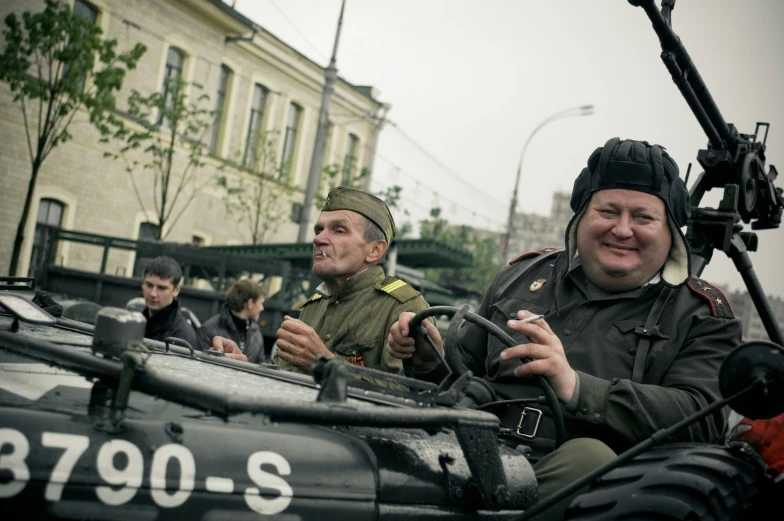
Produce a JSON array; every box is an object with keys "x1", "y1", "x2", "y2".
[{"x1": 406, "y1": 306, "x2": 566, "y2": 448}]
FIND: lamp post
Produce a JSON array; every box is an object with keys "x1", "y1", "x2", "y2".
[{"x1": 503, "y1": 104, "x2": 594, "y2": 260}]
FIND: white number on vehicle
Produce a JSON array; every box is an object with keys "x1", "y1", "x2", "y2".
[
  {"x1": 0, "y1": 428, "x2": 30, "y2": 498},
  {"x1": 150, "y1": 443, "x2": 196, "y2": 508},
  {"x1": 1, "y1": 428, "x2": 295, "y2": 515},
  {"x1": 95, "y1": 439, "x2": 144, "y2": 506},
  {"x1": 245, "y1": 451, "x2": 294, "y2": 515},
  {"x1": 42, "y1": 433, "x2": 90, "y2": 501}
]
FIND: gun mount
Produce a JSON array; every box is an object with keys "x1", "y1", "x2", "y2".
[{"x1": 630, "y1": 0, "x2": 784, "y2": 345}]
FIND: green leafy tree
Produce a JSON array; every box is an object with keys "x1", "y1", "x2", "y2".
[
  {"x1": 420, "y1": 207, "x2": 503, "y2": 293},
  {"x1": 0, "y1": 0, "x2": 145, "y2": 275},
  {"x1": 217, "y1": 130, "x2": 296, "y2": 245},
  {"x1": 376, "y1": 184, "x2": 411, "y2": 238},
  {"x1": 108, "y1": 77, "x2": 216, "y2": 240},
  {"x1": 313, "y1": 161, "x2": 369, "y2": 209}
]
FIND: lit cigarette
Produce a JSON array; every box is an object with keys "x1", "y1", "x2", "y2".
[{"x1": 521, "y1": 314, "x2": 544, "y2": 323}]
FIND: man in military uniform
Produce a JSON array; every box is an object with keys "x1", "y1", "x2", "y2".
[
  {"x1": 387, "y1": 138, "x2": 742, "y2": 521},
  {"x1": 211, "y1": 186, "x2": 430, "y2": 375}
]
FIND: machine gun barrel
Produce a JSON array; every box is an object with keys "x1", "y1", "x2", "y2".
[{"x1": 631, "y1": 0, "x2": 736, "y2": 152}]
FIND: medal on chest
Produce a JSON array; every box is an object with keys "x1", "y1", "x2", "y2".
[{"x1": 529, "y1": 278, "x2": 547, "y2": 292}]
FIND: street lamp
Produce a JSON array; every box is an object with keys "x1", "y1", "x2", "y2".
[{"x1": 503, "y1": 104, "x2": 594, "y2": 260}]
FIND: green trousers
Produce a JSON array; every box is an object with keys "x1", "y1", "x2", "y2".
[{"x1": 532, "y1": 438, "x2": 617, "y2": 521}]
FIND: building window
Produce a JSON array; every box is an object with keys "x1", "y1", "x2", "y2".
[
  {"x1": 158, "y1": 47, "x2": 185, "y2": 126},
  {"x1": 73, "y1": 0, "x2": 98, "y2": 22},
  {"x1": 29, "y1": 199, "x2": 64, "y2": 277},
  {"x1": 279, "y1": 102, "x2": 302, "y2": 181},
  {"x1": 63, "y1": 0, "x2": 98, "y2": 91},
  {"x1": 138, "y1": 221, "x2": 160, "y2": 241},
  {"x1": 132, "y1": 222, "x2": 161, "y2": 277},
  {"x1": 209, "y1": 65, "x2": 232, "y2": 155},
  {"x1": 243, "y1": 83, "x2": 269, "y2": 169},
  {"x1": 342, "y1": 133, "x2": 360, "y2": 184}
]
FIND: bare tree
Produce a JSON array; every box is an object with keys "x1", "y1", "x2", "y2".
[
  {"x1": 108, "y1": 77, "x2": 217, "y2": 239},
  {"x1": 218, "y1": 130, "x2": 296, "y2": 245}
]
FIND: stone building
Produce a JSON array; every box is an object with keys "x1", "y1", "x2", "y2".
[
  {"x1": 726, "y1": 288, "x2": 784, "y2": 342},
  {"x1": 506, "y1": 191, "x2": 572, "y2": 260},
  {"x1": 0, "y1": 0, "x2": 386, "y2": 277}
]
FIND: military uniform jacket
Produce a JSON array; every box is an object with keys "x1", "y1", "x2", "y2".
[
  {"x1": 272, "y1": 265, "x2": 430, "y2": 374},
  {"x1": 451, "y1": 250, "x2": 742, "y2": 453}
]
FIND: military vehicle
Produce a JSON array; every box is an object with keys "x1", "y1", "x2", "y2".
[
  {"x1": 1, "y1": 0, "x2": 783, "y2": 519},
  {"x1": 0, "y1": 276, "x2": 780, "y2": 520}
]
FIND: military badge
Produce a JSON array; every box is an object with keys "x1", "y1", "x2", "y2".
[{"x1": 529, "y1": 278, "x2": 547, "y2": 292}]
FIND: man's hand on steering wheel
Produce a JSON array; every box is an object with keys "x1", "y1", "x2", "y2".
[
  {"x1": 387, "y1": 311, "x2": 443, "y2": 371},
  {"x1": 501, "y1": 310, "x2": 578, "y2": 403}
]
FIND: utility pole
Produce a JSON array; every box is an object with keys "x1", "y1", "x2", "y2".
[
  {"x1": 297, "y1": 0, "x2": 347, "y2": 242},
  {"x1": 362, "y1": 103, "x2": 390, "y2": 192}
]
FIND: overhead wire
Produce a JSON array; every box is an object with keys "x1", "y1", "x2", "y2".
[
  {"x1": 384, "y1": 120, "x2": 510, "y2": 209},
  {"x1": 56, "y1": 0, "x2": 508, "y2": 231},
  {"x1": 222, "y1": 1, "x2": 509, "y2": 218},
  {"x1": 266, "y1": 0, "x2": 329, "y2": 62},
  {"x1": 322, "y1": 125, "x2": 507, "y2": 231}
]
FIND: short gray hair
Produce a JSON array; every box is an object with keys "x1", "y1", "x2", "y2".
[{"x1": 363, "y1": 216, "x2": 386, "y2": 244}]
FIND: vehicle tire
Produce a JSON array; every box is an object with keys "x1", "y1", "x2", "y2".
[{"x1": 564, "y1": 443, "x2": 763, "y2": 521}]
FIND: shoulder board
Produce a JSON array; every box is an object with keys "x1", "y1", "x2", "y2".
[
  {"x1": 377, "y1": 276, "x2": 421, "y2": 303},
  {"x1": 509, "y1": 247, "x2": 562, "y2": 266},
  {"x1": 687, "y1": 277, "x2": 735, "y2": 319},
  {"x1": 301, "y1": 292, "x2": 325, "y2": 306}
]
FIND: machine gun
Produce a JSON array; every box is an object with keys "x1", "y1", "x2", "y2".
[{"x1": 630, "y1": 0, "x2": 784, "y2": 345}]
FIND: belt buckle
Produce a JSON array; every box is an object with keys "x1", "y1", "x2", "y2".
[{"x1": 516, "y1": 407, "x2": 543, "y2": 438}]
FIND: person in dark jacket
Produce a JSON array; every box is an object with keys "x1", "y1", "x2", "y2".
[
  {"x1": 140, "y1": 256, "x2": 198, "y2": 348},
  {"x1": 197, "y1": 279, "x2": 266, "y2": 363},
  {"x1": 386, "y1": 138, "x2": 742, "y2": 521}
]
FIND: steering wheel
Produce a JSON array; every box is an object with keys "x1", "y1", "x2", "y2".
[{"x1": 406, "y1": 305, "x2": 566, "y2": 448}]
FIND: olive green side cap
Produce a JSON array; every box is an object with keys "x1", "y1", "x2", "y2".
[{"x1": 322, "y1": 186, "x2": 396, "y2": 243}]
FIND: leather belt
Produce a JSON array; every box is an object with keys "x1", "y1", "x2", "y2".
[{"x1": 492, "y1": 403, "x2": 561, "y2": 442}]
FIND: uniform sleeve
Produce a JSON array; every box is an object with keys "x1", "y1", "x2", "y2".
[
  {"x1": 414, "y1": 265, "x2": 513, "y2": 383},
  {"x1": 269, "y1": 342, "x2": 304, "y2": 373},
  {"x1": 452, "y1": 264, "x2": 522, "y2": 376},
  {"x1": 174, "y1": 319, "x2": 199, "y2": 352},
  {"x1": 379, "y1": 294, "x2": 433, "y2": 376},
  {"x1": 196, "y1": 326, "x2": 211, "y2": 351},
  {"x1": 573, "y1": 309, "x2": 742, "y2": 447}
]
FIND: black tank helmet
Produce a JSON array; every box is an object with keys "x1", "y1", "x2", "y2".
[{"x1": 564, "y1": 137, "x2": 691, "y2": 287}]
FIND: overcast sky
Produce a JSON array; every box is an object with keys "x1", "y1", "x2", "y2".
[{"x1": 232, "y1": 0, "x2": 784, "y2": 299}]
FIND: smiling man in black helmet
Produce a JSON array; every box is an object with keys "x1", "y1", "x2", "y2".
[{"x1": 387, "y1": 138, "x2": 742, "y2": 521}]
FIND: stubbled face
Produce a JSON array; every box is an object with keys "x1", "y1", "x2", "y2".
[
  {"x1": 142, "y1": 274, "x2": 180, "y2": 313},
  {"x1": 576, "y1": 189, "x2": 672, "y2": 292},
  {"x1": 312, "y1": 210, "x2": 375, "y2": 288},
  {"x1": 246, "y1": 296, "x2": 265, "y2": 321}
]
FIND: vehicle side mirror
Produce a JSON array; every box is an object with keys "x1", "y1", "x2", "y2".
[{"x1": 719, "y1": 341, "x2": 784, "y2": 419}]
